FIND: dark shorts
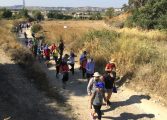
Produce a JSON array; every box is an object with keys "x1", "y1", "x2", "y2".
[
  {"x1": 62, "y1": 72, "x2": 69, "y2": 83},
  {"x1": 105, "y1": 89, "x2": 113, "y2": 93}
]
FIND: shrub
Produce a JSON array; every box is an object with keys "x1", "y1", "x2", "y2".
[
  {"x1": 31, "y1": 24, "x2": 43, "y2": 33},
  {"x1": 1, "y1": 8, "x2": 12, "y2": 18}
]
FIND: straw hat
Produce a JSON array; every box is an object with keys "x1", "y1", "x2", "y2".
[
  {"x1": 93, "y1": 72, "x2": 101, "y2": 77},
  {"x1": 109, "y1": 58, "x2": 115, "y2": 63}
]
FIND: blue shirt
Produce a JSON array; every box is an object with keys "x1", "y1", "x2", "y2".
[{"x1": 86, "y1": 61, "x2": 95, "y2": 74}]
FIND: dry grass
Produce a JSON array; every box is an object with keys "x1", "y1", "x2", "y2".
[
  {"x1": 41, "y1": 20, "x2": 107, "y2": 44},
  {"x1": 117, "y1": 27, "x2": 167, "y2": 42}
]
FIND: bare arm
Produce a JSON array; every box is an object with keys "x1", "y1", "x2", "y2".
[
  {"x1": 102, "y1": 90, "x2": 107, "y2": 103},
  {"x1": 90, "y1": 91, "x2": 96, "y2": 109},
  {"x1": 87, "y1": 78, "x2": 93, "y2": 95}
]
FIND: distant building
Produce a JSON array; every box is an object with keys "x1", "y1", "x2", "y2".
[
  {"x1": 114, "y1": 8, "x2": 122, "y2": 12},
  {"x1": 73, "y1": 12, "x2": 91, "y2": 19}
]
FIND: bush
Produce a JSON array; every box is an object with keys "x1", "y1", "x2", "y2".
[
  {"x1": 31, "y1": 24, "x2": 43, "y2": 33},
  {"x1": 1, "y1": 8, "x2": 12, "y2": 18},
  {"x1": 32, "y1": 10, "x2": 44, "y2": 21}
]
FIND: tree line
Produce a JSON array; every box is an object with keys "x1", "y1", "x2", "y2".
[
  {"x1": 122, "y1": 0, "x2": 167, "y2": 30},
  {"x1": 0, "y1": 8, "x2": 105, "y2": 20}
]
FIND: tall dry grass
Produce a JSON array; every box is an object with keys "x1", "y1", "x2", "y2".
[{"x1": 40, "y1": 20, "x2": 107, "y2": 45}]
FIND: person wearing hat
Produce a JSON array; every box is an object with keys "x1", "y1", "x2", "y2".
[
  {"x1": 87, "y1": 72, "x2": 102, "y2": 96},
  {"x1": 90, "y1": 82, "x2": 106, "y2": 120}
]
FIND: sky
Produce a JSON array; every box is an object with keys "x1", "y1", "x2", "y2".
[{"x1": 0, "y1": 0, "x2": 128, "y2": 8}]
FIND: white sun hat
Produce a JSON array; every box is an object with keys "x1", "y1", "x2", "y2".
[{"x1": 93, "y1": 72, "x2": 101, "y2": 77}]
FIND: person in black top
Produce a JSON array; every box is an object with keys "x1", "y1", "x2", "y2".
[
  {"x1": 58, "y1": 39, "x2": 64, "y2": 59},
  {"x1": 103, "y1": 71, "x2": 116, "y2": 106}
]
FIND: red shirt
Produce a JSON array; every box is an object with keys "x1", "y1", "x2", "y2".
[
  {"x1": 105, "y1": 63, "x2": 116, "y2": 71},
  {"x1": 51, "y1": 45, "x2": 57, "y2": 52},
  {"x1": 44, "y1": 49, "x2": 50, "y2": 57},
  {"x1": 82, "y1": 59, "x2": 87, "y2": 68}
]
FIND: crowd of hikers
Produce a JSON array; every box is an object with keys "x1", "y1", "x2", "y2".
[{"x1": 19, "y1": 22, "x2": 117, "y2": 120}]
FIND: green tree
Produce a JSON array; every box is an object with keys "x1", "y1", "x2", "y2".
[
  {"x1": 47, "y1": 11, "x2": 55, "y2": 18},
  {"x1": 105, "y1": 7, "x2": 115, "y2": 19},
  {"x1": 32, "y1": 11, "x2": 44, "y2": 21},
  {"x1": 90, "y1": 12, "x2": 102, "y2": 20},
  {"x1": 19, "y1": 9, "x2": 29, "y2": 18},
  {"x1": 127, "y1": 0, "x2": 167, "y2": 29},
  {"x1": 129, "y1": 0, "x2": 148, "y2": 9},
  {"x1": 2, "y1": 8, "x2": 12, "y2": 18},
  {"x1": 122, "y1": 4, "x2": 130, "y2": 12}
]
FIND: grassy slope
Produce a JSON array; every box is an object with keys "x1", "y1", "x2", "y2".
[
  {"x1": 0, "y1": 20, "x2": 75, "y2": 119},
  {"x1": 42, "y1": 20, "x2": 167, "y2": 104}
]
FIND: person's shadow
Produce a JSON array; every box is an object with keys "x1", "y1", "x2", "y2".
[
  {"x1": 103, "y1": 95, "x2": 151, "y2": 112},
  {"x1": 103, "y1": 112, "x2": 155, "y2": 120}
]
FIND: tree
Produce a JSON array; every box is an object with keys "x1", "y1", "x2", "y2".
[
  {"x1": 90, "y1": 12, "x2": 102, "y2": 20},
  {"x1": 32, "y1": 11, "x2": 44, "y2": 21},
  {"x1": 47, "y1": 11, "x2": 72, "y2": 20},
  {"x1": 127, "y1": 0, "x2": 167, "y2": 29},
  {"x1": 105, "y1": 7, "x2": 115, "y2": 19},
  {"x1": 129, "y1": 0, "x2": 149, "y2": 9},
  {"x1": 2, "y1": 8, "x2": 12, "y2": 18},
  {"x1": 47, "y1": 11, "x2": 55, "y2": 18},
  {"x1": 122, "y1": 4, "x2": 130, "y2": 12},
  {"x1": 19, "y1": 9, "x2": 29, "y2": 18}
]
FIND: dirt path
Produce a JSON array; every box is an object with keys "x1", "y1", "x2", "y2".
[{"x1": 21, "y1": 28, "x2": 167, "y2": 120}]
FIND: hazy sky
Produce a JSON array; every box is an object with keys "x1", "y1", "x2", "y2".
[{"x1": 0, "y1": 0, "x2": 128, "y2": 8}]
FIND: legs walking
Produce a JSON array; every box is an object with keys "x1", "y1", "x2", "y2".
[{"x1": 93, "y1": 105, "x2": 102, "y2": 120}]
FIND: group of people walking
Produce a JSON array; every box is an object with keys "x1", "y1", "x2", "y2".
[{"x1": 20, "y1": 22, "x2": 117, "y2": 120}]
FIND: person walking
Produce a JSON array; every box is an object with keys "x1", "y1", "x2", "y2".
[
  {"x1": 51, "y1": 43, "x2": 57, "y2": 53},
  {"x1": 60, "y1": 60, "x2": 69, "y2": 89},
  {"x1": 79, "y1": 51, "x2": 87, "y2": 67},
  {"x1": 68, "y1": 50, "x2": 77, "y2": 75},
  {"x1": 52, "y1": 48, "x2": 59, "y2": 64},
  {"x1": 87, "y1": 72, "x2": 101, "y2": 96},
  {"x1": 44, "y1": 45, "x2": 51, "y2": 67},
  {"x1": 58, "y1": 39, "x2": 65, "y2": 59},
  {"x1": 103, "y1": 71, "x2": 116, "y2": 106},
  {"x1": 86, "y1": 58, "x2": 95, "y2": 82},
  {"x1": 90, "y1": 82, "x2": 106, "y2": 120}
]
